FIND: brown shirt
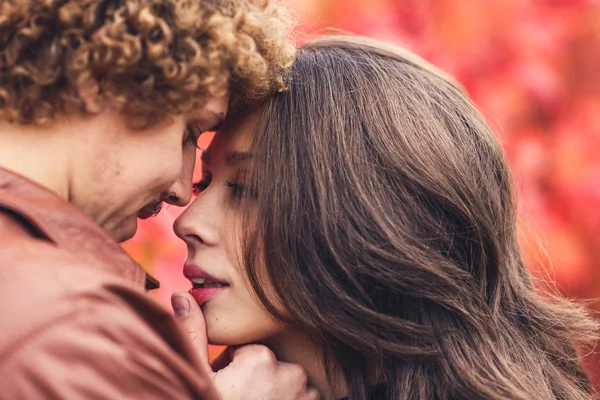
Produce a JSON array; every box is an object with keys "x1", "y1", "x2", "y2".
[{"x1": 0, "y1": 168, "x2": 219, "y2": 399}]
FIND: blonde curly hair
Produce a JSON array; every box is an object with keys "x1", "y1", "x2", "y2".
[{"x1": 0, "y1": 0, "x2": 295, "y2": 126}]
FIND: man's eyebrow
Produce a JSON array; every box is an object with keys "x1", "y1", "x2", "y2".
[
  {"x1": 207, "y1": 110, "x2": 225, "y2": 132},
  {"x1": 226, "y1": 151, "x2": 253, "y2": 166}
]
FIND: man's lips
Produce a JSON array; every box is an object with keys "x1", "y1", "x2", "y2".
[
  {"x1": 184, "y1": 264, "x2": 229, "y2": 306},
  {"x1": 137, "y1": 202, "x2": 162, "y2": 219}
]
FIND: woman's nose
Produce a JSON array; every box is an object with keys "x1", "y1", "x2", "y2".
[{"x1": 173, "y1": 194, "x2": 219, "y2": 247}]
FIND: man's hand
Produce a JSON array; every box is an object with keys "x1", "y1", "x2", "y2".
[{"x1": 171, "y1": 291, "x2": 320, "y2": 400}]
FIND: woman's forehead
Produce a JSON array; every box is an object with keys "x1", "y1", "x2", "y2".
[
  {"x1": 204, "y1": 114, "x2": 258, "y2": 165},
  {"x1": 212, "y1": 111, "x2": 259, "y2": 152}
]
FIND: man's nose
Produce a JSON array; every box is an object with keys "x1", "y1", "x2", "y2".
[
  {"x1": 163, "y1": 179, "x2": 193, "y2": 207},
  {"x1": 164, "y1": 149, "x2": 196, "y2": 207}
]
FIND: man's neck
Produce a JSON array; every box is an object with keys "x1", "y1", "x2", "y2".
[{"x1": 0, "y1": 121, "x2": 71, "y2": 200}]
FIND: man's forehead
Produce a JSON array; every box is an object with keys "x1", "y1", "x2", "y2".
[
  {"x1": 187, "y1": 93, "x2": 229, "y2": 123},
  {"x1": 204, "y1": 92, "x2": 230, "y2": 115}
]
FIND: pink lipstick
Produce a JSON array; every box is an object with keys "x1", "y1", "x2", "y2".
[{"x1": 184, "y1": 264, "x2": 229, "y2": 306}]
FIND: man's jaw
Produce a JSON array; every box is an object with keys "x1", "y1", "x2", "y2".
[
  {"x1": 114, "y1": 200, "x2": 163, "y2": 243},
  {"x1": 114, "y1": 217, "x2": 139, "y2": 243}
]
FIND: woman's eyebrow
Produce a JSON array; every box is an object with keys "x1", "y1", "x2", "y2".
[
  {"x1": 201, "y1": 150, "x2": 252, "y2": 166},
  {"x1": 226, "y1": 151, "x2": 253, "y2": 166}
]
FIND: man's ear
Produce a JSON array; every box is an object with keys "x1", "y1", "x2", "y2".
[{"x1": 76, "y1": 77, "x2": 104, "y2": 114}]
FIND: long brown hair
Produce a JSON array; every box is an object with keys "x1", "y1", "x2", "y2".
[{"x1": 241, "y1": 36, "x2": 597, "y2": 400}]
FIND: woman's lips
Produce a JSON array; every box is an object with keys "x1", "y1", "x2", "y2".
[
  {"x1": 184, "y1": 264, "x2": 230, "y2": 306},
  {"x1": 189, "y1": 286, "x2": 227, "y2": 306}
]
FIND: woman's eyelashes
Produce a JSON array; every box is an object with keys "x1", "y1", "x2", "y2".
[
  {"x1": 225, "y1": 179, "x2": 258, "y2": 200},
  {"x1": 192, "y1": 171, "x2": 256, "y2": 200},
  {"x1": 225, "y1": 181, "x2": 248, "y2": 199}
]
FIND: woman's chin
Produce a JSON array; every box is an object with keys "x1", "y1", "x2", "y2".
[
  {"x1": 205, "y1": 321, "x2": 282, "y2": 347},
  {"x1": 202, "y1": 302, "x2": 284, "y2": 346},
  {"x1": 204, "y1": 320, "x2": 247, "y2": 346},
  {"x1": 206, "y1": 330, "x2": 250, "y2": 346}
]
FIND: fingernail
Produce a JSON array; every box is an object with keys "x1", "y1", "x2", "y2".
[{"x1": 171, "y1": 294, "x2": 190, "y2": 317}]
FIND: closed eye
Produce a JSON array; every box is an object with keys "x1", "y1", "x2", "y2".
[
  {"x1": 207, "y1": 119, "x2": 224, "y2": 132},
  {"x1": 185, "y1": 124, "x2": 203, "y2": 149},
  {"x1": 225, "y1": 181, "x2": 258, "y2": 199},
  {"x1": 192, "y1": 171, "x2": 212, "y2": 196}
]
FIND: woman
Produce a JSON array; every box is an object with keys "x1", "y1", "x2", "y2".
[{"x1": 174, "y1": 36, "x2": 597, "y2": 400}]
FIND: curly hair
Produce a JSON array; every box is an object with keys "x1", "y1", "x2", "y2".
[{"x1": 0, "y1": 0, "x2": 295, "y2": 126}]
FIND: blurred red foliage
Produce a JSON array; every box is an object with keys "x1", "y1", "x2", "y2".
[{"x1": 124, "y1": 0, "x2": 600, "y2": 385}]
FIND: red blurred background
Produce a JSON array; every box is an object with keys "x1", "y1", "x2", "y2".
[{"x1": 124, "y1": 0, "x2": 600, "y2": 390}]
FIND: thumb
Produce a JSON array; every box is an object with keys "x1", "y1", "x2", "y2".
[{"x1": 171, "y1": 291, "x2": 213, "y2": 375}]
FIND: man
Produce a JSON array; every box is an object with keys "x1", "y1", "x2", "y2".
[{"x1": 0, "y1": 1, "x2": 317, "y2": 399}]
